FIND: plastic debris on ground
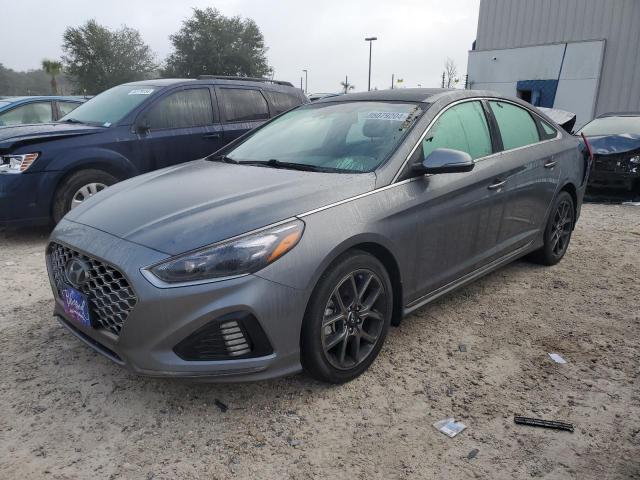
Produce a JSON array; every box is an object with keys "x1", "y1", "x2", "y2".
[
  {"x1": 467, "y1": 448, "x2": 479, "y2": 459},
  {"x1": 514, "y1": 415, "x2": 574, "y2": 433},
  {"x1": 214, "y1": 399, "x2": 228, "y2": 412},
  {"x1": 433, "y1": 417, "x2": 466, "y2": 437},
  {"x1": 458, "y1": 344, "x2": 467, "y2": 352},
  {"x1": 548, "y1": 353, "x2": 567, "y2": 364}
]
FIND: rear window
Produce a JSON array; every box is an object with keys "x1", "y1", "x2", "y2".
[
  {"x1": 263, "y1": 91, "x2": 302, "y2": 115},
  {"x1": 218, "y1": 88, "x2": 269, "y2": 122},
  {"x1": 489, "y1": 101, "x2": 540, "y2": 150}
]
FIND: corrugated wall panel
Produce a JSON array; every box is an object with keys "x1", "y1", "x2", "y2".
[{"x1": 474, "y1": 0, "x2": 640, "y2": 115}]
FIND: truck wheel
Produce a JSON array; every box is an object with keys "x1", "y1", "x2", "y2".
[{"x1": 52, "y1": 169, "x2": 118, "y2": 223}]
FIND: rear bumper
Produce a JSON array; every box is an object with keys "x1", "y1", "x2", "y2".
[{"x1": 0, "y1": 171, "x2": 59, "y2": 225}]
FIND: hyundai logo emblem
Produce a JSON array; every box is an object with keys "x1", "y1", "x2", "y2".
[{"x1": 65, "y1": 258, "x2": 90, "y2": 287}]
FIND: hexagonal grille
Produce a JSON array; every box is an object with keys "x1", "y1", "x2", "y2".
[{"x1": 49, "y1": 242, "x2": 137, "y2": 336}]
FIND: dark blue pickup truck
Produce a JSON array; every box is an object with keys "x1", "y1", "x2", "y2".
[{"x1": 0, "y1": 77, "x2": 306, "y2": 226}]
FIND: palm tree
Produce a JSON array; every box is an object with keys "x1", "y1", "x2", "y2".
[
  {"x1": 339, "y1": 77, "x2": 355, "y2": 94},
  {"x1": 42, "y1": 59, "x2": 63, "y2": 95}
]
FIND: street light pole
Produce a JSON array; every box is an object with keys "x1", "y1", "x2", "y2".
[
  {"x1": 364, "y1": 36, "x2": 377, "y2": 91},
  {"x1": 302, "y1": 69, "x2": 308, "y2": 94}
]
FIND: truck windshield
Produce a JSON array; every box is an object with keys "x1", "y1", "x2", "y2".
[
  {"x1": 225, "y1": 101, "x2": 423, "y2": 173},
  {"x1": 59, "y1": 85, "x2": 158, "y2": 127}
]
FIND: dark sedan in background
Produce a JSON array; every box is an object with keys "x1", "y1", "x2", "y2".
[
  {"x1": 0, "y1": 96, "x2": 84, "y2": 126},
  {"x1": 0, "y1": 76, "x2": 306, "y2": 226},
  {"x1": 578, "y1": 112, "x2": 640, "y2": 191},
  {"x1": 47, "y1": 89, "x2": 588, "y2": 383}
]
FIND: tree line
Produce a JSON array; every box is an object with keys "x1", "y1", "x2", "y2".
[{"x1": 1, "y1": 7, "x2": 271, "y2": 96}]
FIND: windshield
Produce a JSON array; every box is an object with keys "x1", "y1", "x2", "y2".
[
  {"x1": 59, "y1": 84, "x2": 158, "y2": 126},
  {"x1": 225, "y1": 101, "x2": 423, "y2": 173},
  {"x1": 579, "y1": 116, "x2": 640, "y2": 136}
]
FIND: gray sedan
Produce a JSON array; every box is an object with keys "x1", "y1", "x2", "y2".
[{"x1": 46, "y1": 89, "x2": 588, "y2": 383}]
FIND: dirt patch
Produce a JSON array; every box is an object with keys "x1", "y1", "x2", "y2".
[{"x1": 0, "y1": 204, "x2": 639, "y2": 479}]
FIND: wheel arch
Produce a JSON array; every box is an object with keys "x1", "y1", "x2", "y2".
[
  {"x1": 559, "y1": 181, "x2": 578, "y2": 229},
  {"x1": 303, "y1": 237, "x2": 404, "y2": 328}
]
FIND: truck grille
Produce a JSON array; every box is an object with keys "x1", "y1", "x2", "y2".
[{"x1": 49, "y1": 243, "x2": 137, "y2": 335}]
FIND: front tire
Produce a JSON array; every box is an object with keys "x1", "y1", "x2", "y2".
[
  {"x1": 52, "y1": 169, "x2": 117, "y2": 223},
  {"x1": 528, "y1": 191, "x2": 575, "y2": 266},
  {"x1": 301, "y1": 250, "x2": 393, "y2": 383}
]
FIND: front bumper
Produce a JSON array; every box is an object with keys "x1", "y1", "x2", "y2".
[
  {"x1": 588, "y1": 156, "x2": 640, "y2": 190},
  {"x1": 47, "y1": 219, "x2": 310, "y2": 381},
  {"x1": 0, "y1": 171, "x2": 60, "y2": 226}
]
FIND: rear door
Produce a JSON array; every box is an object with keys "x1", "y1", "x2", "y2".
[
  {"x1": 485, "y1": 100, "x2": 561, "y2": 257},
  {"x1": 216, "y1": 87, "x2": 270, "y2": 143},
  {"x1": 134, "y1": 86, "x2": 224, "y2": 171}
]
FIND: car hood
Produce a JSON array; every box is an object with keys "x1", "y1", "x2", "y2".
[
  {"x1": 583, "y1": 133, "x2": 640, "y2": 155},
  {"x1": 0, "y1": 122, "x2": 103, "y2": 151},
  {"x1": 65, "y1": 159, "x2": 376, "y2": 255}
]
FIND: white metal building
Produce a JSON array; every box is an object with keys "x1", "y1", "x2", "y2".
[{"x1": 467, "y1": 0, "x2": 640, "y2": 128}]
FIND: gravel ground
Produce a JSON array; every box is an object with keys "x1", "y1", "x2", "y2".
[{"x1": 0, "y1": 203, "x2": 639, "y2": 480}]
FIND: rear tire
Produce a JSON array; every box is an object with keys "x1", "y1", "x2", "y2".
[
  {"x1": 301, "y1": 250, "x2": 393, "y2": 383},
  {"x1": 52, "y1": 169, "x2": 117, "y2": 223},
  {"x1": 527, "y1": 191, "x2": 575, "y2": 266}
]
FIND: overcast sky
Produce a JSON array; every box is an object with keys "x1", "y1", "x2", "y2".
[{"x1": 1, "y1": 0, "x2": 480, "y2": 93}]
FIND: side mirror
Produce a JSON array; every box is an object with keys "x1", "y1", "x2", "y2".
[
  {"x1": 136, "y1": 118, "x2": 150, "y2": 135},
  {"x1": 416, "y1": 148, "x2": 474, "y2": 174}
]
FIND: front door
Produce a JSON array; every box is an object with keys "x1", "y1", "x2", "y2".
[
  {"x1": 406, "y1": 100, "x2": 505, "y2": 301},
  {"x1": 134, "y1": 87, "x2": 224, "y2": 172}
]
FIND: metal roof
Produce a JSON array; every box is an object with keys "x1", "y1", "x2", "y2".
[{"x1": 314, "y1": 88, "x2": 463, "y2": 103}]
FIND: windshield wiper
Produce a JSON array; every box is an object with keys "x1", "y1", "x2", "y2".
[
  {"x1": 238, "y1": 159, "x2": 322, "y2": 172},
  {"x1": 60, "y1": 118, "x2": 83, "y2": 124}
]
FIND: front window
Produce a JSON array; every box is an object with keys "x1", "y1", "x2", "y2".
[
  {"x1": 59, "y1": 85, "x2": 159, "y2": 127},
  {"x1": 579, "y1": 116, "x2": 640, "y2": 136},
  {"x1": 225, "y1": 101, "x2": 423, "y2": 173}
]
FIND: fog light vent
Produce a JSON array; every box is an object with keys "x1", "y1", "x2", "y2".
[
  {"x1": 220, "y1": 321, "x2": 251, "y2": 356},
  {"x1": 173, "y1": 312, "x2": 273, "y2": 361}
]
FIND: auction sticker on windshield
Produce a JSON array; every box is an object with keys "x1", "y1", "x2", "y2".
[
  {"x1": 364, "y1": 111, "x2": 409, "y2": 121},
  {"x1": 62, "y1": 286, "x2": 92, "y2": 328},
  {"x1": 128, "y1": 89, "x2": 154, "y2": 95}
]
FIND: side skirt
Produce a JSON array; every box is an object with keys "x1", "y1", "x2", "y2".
[{"x1": 403, "y1": 242, "x2": 535, "y2": 316}]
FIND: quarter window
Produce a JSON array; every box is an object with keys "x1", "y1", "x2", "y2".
[
  {"x1": 540, "y1": 119, "x2": 558, "y2": 140},
  {"x1": 422, "y1": 101, "x2": 492, "y2": 160},
  {"x1": 263, "y1": 91, "x2": 302, "y2": 115},
  {"x1": 144, "y1": 89, "x2": 214, "y2": 130},
  {"x1": 0, "y1": 102, "x2": 53, "y2": 126},
  {"x1": 489, "y1": 101, "x2": 540, "y2": 150},
  {"x1": 218, "y1": 88, "x2": 269, "y2": 122}
]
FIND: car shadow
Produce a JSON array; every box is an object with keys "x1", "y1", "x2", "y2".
[{"x1": 0, "y1": 225, "x2": 52, "y2": 244}]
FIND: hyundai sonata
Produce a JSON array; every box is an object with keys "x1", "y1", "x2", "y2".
[{"x1": 46, "y1": 89, "x2": 589, "y2": 383}]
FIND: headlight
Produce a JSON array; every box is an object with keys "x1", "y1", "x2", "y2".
[
  {"x1": 0, "y1": 153, "x2": 39, "y2": 173},
  {"x1": 147, "y1": 220, "x2": 305, "y2": 284}
]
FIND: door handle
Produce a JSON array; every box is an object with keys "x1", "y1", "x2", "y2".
[
  {"x1": 488, "y1": 179, "x2": 506, "y2": 190},
  {"x1": 203, "y1": 132, "x2": 222, "y2": 139},
  {"x1": 544, "y1": 160, "x2": 557, "y2": 169}
]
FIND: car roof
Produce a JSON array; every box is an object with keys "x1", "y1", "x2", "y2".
[
  {"x1": 121, "y1": 78, "x2": 300, "y2": 93},
  {"x1": 315, "y1": 88, "x2": 451, "y2": 103},
  {"x1": 596, "y1": 112, "x2": 640, "y2": 118}
]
